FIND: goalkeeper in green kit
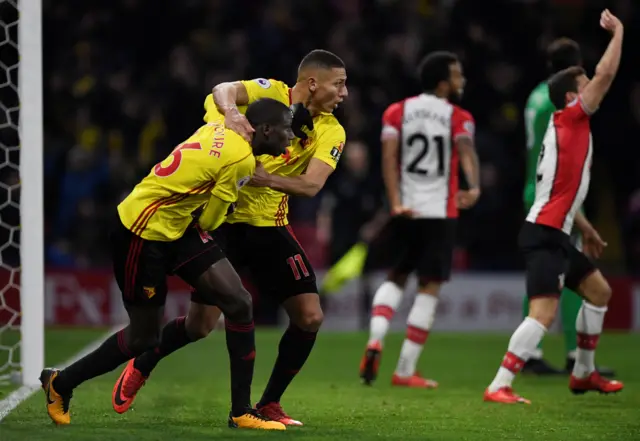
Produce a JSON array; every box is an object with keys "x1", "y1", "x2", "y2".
[{"x1": 521, "y1": 38, "x2": 614, "y2": 376}]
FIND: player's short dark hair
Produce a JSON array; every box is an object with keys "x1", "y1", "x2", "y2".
[
  {"x1": 547, "y1": 38, "x2": 582, "y2": 73},
  {"x1": 298, "y1": 49, "x2": 345, "y2": 73},
  {"x1": 547, "y1": 66, "x2": 586, "y2": 109},
  {"x1": 418, "y1": 51, "x2": 459, "y2": 92},
  {"x1": 245, "y1": 98, "x2": 291, "y2": 127}
]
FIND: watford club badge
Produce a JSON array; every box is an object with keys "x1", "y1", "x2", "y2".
[{"x1": 143, "y1": 287, "x2": 156, "y2": 299}]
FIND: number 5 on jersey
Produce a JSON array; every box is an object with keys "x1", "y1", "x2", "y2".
[{"x1": 155, "y1": 142, "x2": 202, "y2": 177}]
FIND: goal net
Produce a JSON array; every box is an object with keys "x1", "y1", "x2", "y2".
[{"x1": 0, "y1": 0, "x2": 44, "y2": 388}]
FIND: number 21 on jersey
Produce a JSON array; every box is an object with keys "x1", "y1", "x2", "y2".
[{"x1": 406, "y1": 133, "x2": 445, "y2": 176}]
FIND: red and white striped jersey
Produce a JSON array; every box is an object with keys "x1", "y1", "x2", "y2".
[
  {"x1": 526, "y1": 96, "x2": 594, "y2": 234},
  {"x1": 381, "y1": 94, "x2": 475, "y2": 219}
]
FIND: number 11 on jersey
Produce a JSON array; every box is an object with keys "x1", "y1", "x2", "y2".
[{"x1": 287, "y1": 254, "x2": 309, "y2": 280}]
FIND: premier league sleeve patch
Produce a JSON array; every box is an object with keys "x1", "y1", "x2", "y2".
[
  {"x1": 254, "y1": 78, "x2": 271, "y2": 89},
  {"x1": 330, "y1": 142, "x2": 345, "y2": 162},
  {"x1": 237, "y1": 176, "x2": 251, "y2": 189},
  {"x1": 463, "y1": 120, "x2": 475, "y2": 136}
]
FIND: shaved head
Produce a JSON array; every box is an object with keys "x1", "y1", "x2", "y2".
[{"x1": 297, "y1": 49, "x2": 345, "y2": 79}]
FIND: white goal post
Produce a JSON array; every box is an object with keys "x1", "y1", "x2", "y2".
[
  {"x1": 0, "y1": 0, "x2": 44, "y2": 387},
  {"x1": 19, "y1": 0, "x2": 44, "y2": 387}
]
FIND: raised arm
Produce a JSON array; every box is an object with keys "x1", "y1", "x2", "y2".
[
  {"x1": 212, "y1": 82, "x2": 250, "y2": 115},
  {"x1": 212, "y1": 81, "x2": 253, "y2": 141},
  {"x1": 580, "y1": 9, "x2": 624, "y2": 112}
]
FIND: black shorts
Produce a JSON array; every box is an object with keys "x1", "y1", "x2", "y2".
[
  {"x1": 362, "y1": 219, "x2": 397, "y2": 273},
  {"x1": 191, "y1": 222, "x2": 317, "y2": 305},
  {"x1": 376, "y1": 217, "x2": 456, "y2": 283},
  {"x1": 111, "y1": 219, "x2": 225, "y2": 307},
  {"x1": 519, "y1": 222, "x2": 596, "y2": 298}
]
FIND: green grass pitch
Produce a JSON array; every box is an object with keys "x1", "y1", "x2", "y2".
[{"x1": 1, "y1": 329, "x2": 638, "y2": 440}]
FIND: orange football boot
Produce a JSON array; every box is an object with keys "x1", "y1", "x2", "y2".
[
  {"x1": 392, "y1": 372, "x2": 438, "y2": 389},
  {"x1": 112, "y1": 359, "x2": 147, "y2": 414},
  {"x1": 257, "y1": 402, "x2": 303, "y2": 426},
  {"x1": 359, "y1": 341, "x2": 382, "y2": 385},
  {"x1": 570, "y1": 371, "x2": 623, "y2": 395},
  {"x1": 40, "y1": 368, "x2": 72, "y2": 425},
  {"x1": 483, "y1": 386, "x2": 531, "y2": 404},
  {"x1": 228, "y1": 408, "x2": 286, "y2": 430}
]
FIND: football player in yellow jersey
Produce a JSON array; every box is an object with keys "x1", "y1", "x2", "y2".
[
  {"x1": 117, "y1": 49, "x2": 347, "y2": 426},
  {"x1": 39, "y1": 99, "x2": 294, "y2": 431}
]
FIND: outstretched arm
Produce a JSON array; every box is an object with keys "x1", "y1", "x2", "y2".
[{"x1": 580, "y1": 10, "x2": 624, "y2": 112}]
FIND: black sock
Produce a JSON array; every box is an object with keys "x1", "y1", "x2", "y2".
[
  {"x1": 259, "y1": 324, "x2": 317, "y2": 406},
  {"x1": 134, "y1": 316, "x2": 193, "y2": 377},
  {"x1": 53, "y1": 328, "x2": 135, "y2": 395},
  {"x1": 225, "y1": 319, "x2": 256, "y2": 417}
]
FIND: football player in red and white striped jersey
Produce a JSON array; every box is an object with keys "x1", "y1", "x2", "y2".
[
  {"x1": 360, "y1": 51, "x2": 480, "y2": 388},
  {"x1": 484, "y1": 9, "x2": 625, "y2": 405}
]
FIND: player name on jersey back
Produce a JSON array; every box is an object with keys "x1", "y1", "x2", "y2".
[
  {"x1": 381, "y1": 94, "x2": 475, "y2": 219},
  {"x1": 118, "y1": 122, "x2": 254, "y2": 241},
  {"x1": 526, "y1": 97, "x2": 593, "y2": 234}
]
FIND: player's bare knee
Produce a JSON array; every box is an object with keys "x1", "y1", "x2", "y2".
[
  {"x1": 528, "y1": 297, "x2": 559, "y2": 329},
  {"x1": 296, "y1": 308, "x2": 324, "y2": 332},
  {"x1": 580, "y1": 271, "x2": 611, "y2": 307}
]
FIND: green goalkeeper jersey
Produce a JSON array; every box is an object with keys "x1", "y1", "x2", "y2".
[{"x1": 523, "y1": 81, "x2": 555, "y2": 209}]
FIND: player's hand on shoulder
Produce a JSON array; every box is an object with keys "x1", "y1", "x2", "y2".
[
  {"x1": 249, "y1": 161, "x2": 271, "y2": 187},
  {"x1": 600, "y1": 9, "x2": 622, "y2": 33},
  {"x1": 225, "y1": 108, "x2": 254, "y2": 142},
  {"x1": 291, "y1": 102, "x2": 314, "y2": 140},
  {"x1": 456, "y1": 188, "x2": 481, "y2": 209},
  {"x1": 390, "y1": 205, "x2": 417, "y2": 218},
  {"x1": 582, "y1": 227, "x2": 608, "y2": 259}
]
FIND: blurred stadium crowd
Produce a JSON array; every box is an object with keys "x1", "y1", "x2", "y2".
[{"x1": 9, "y1": 0, "x2": 640, "y2": 272}]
